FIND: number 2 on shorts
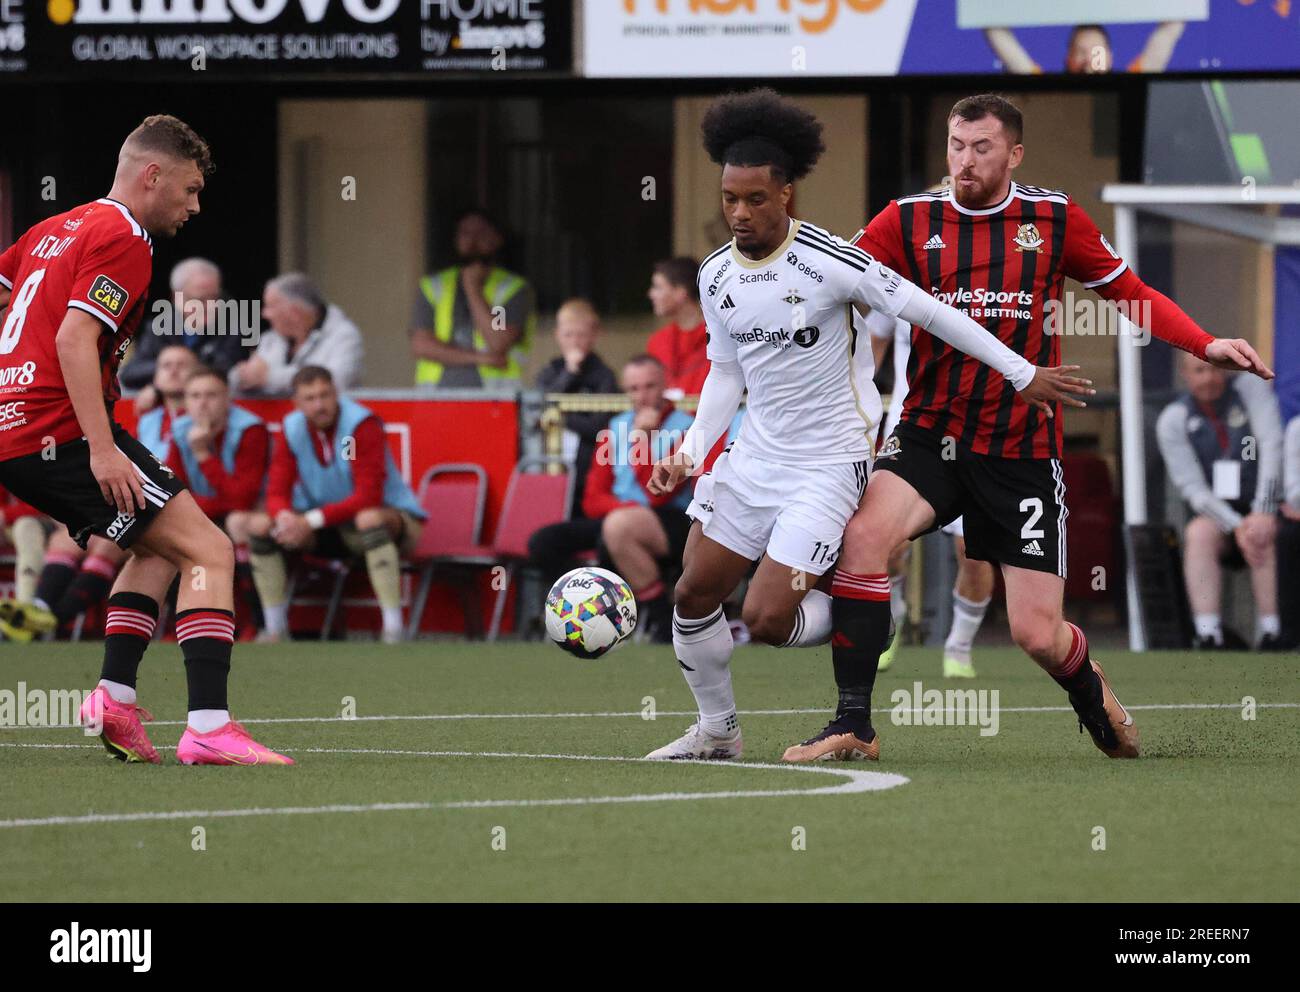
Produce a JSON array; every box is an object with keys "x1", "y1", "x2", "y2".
[{"x1": 1019, "y1": 497, "x2": 1044, "y2": 540}]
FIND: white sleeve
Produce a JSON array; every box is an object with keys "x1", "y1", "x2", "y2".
[
  {"x1": 896, "y1": 289, "x2": 1037, "y2": 391},
  {"x1": 864, "y1": 305, "x2": 897, "y2": 341},
  {"x1": 846, "y1": 255, "x2": 916, "y2": 319},
  {"x1": 679, "y1": 358, "x2": 745, "y2": 469}
]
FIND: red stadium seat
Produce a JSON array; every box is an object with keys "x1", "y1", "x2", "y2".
[
  {"x1": 404, "y1": 463, "x2": 490, "y2": 639},
  {"x1": 411, "y1": 457, "x2": 569, "y2": 640},
  {"x1": 482, "y1": 457, "x2": 574, "y2": 640}
]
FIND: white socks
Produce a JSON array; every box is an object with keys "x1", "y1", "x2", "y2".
[
  {"x1": 98, "y1": 679, "x2": 136, "y2": 705},
  {"x1": 783, "y1": 589, "x2": 832, "y2": 647},
  {"x1": 262, "y1": 603, "x2": 288, "y2": 637},
  {"x1": 188, "y1": 709, "x2": 231, "y2": 734},
  {"x1": 381, "y1": 606, "x2": 404, "y2": 638},
  {"x1": 100, "y1": 681, "x2": 230, "y2": 732},
  {"x1": 945, "y1": 592, "x2": 991, "y2": 657},
  {"x1": 1258, "y1": 615, "x2": 1280, "y2": 639},
  {"x1": 889, "y1": 574, "x2": 907, "y2": 629},
  {"x1": 673, "y1": 606, "x2": 737, "y2": 738},
  {"x1": 1194, "y1": 613, "x2": 1222, "y2": 643}
]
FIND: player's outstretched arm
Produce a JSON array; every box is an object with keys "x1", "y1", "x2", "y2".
[
  {"x1": 1203, "y1": 338, "x2": 1274, "y2": 379},
  {"x1": 648, "y1": 358, "x2": 745, "y2": 497},
  {"x1": 54, "y1": 309, "x2": 146, "y2": 516},
  {"x1": 896, "y1": 289, "x2": 1095, "y2": 418},
  {"x1": 1066, "y1": 202, "x2": 1274, "y2": 381}
]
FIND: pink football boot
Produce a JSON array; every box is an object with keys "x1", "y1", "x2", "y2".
[
  {"x1": 79, "y1": 686, "x2": 160, "y2": 764},
  {"x1": 177, "y1": 719, "x2": 295, "y2": 766}
]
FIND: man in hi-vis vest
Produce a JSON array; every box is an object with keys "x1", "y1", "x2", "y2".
[
  {"x1": 409, "y1": 208, "x2": 535, "y2": 388},
  {"x1": 242, "y1": 367, "x2": 427, "y2": 644}
]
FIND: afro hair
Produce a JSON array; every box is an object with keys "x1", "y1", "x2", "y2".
[{"x1": 700, "y1": 88, "x2": 826, "y2": 184}]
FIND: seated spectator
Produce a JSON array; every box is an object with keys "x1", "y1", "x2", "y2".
[
  {"x1": 240, "y1": 367, "x2": 425, "y2": 644},
  {"x1": 1280, "y1": 414, "x2": 1300, "y2": 649},
  {"x1": 135, "y1": 343, "x2": 198, "y2": 458},
  {"x1": 121, "y1": 257, "x2": 249, "y2": 401},
  {"x1": 527, "y1": 355, "x2": 694, "y2": 642},
  {"x1": 535, "y1": 298, "x2": 618, "y2": 513},
  {"x1": 229, "y1": 273, "x2": 363, "y2": 396},
  {"x1": 646, "y1": 257, "x2": 708, "y2": 398},
  {"x1": 0, "y1": 492, "x2": 51, "y2": 642},
  {"x1": 170, "y1": 367, "x2": 271, "y2": 524},
  {"x1": 1156, "y1": 354, "x2": 1285, "y2": 650},
  {"x1": 410, "y1": 207, "x2": 535, "y2": 389}
]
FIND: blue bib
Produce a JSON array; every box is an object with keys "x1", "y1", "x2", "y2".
[{"x1": 282, "y1": 397, "x2": 425, "y2": 520}]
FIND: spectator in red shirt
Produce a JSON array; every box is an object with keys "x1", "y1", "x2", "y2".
[
  {"x1": 646, "y1": 257, "x2": 709, "y2": 399},
  {"x1": 239, "y1": 367, "x2": 426, "y2": 644},
  {"x1": 171, "y1": 368, "x2": 271, "y2": 526}
]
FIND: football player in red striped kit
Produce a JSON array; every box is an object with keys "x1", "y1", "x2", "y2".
[
  {"x1": 784, "y1": 94, "x2": 1273, "y2": 763},
  {"x1": 0, "y1": 115, "x2": 291, "y2": 765}
]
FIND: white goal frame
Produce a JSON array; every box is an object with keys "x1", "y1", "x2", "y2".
[{"x1": 1100, "y1": 184, "x2": 1300, "y2": 651}]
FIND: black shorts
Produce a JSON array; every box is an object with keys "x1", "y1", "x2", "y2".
[
  {"x1": 0, "y1": 422, "x2": 186, "y2": 550},
  {"x1": 874, "y1": 422, "x2": 1068, "y2": 577}
]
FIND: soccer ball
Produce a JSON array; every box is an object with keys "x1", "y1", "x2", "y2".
[{"x1": 545, "y1": 567, "x2": 637, "y2": 659}]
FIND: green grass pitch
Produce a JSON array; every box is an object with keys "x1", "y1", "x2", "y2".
[{"x1": 1, "y1": 640, "x2": 1295, "y2": 902}]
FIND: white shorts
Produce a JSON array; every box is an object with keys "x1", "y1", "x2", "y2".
[{"x1": 686, "y1": 443, "x2": 869, "y2": 576}]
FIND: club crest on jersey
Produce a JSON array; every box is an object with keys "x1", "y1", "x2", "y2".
[
  {"x1": 88, "y1": 275, "x2": 128, "y2": 316},
  {"x1": 1013, "y1": 224, "x2": 1044, "y2": 253},
  {"x1": 782, "y1": 291, "x2": 805, "y2": 306}
]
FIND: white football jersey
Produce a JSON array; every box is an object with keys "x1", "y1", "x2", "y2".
[{"x1": 698, "y1": 218, "x2": 915, "y2": 466}]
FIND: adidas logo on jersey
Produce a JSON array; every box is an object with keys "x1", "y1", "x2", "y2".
[
  {"x1": 719, "y1": 294, "x2": 736, "y2": 310},
  {"x1": 923, "y1": 235, "x2": 947, "y2": 250},
  {"x1": 1021, "y1": 539, "x2": 1045, "y2": 557}
]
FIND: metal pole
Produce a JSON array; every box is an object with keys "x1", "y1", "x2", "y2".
[{"x1": 1112, "y1": 205, "x2": 1148, "y2": 652}]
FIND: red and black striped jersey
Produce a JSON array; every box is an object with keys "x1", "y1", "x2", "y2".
[{"x1": 853, "y1": 181, "x2": 1126, "y2": 459}]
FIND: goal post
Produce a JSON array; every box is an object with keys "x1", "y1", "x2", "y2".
[{"x1": 1099, "y1": 184, "x2": 1300, "y2": 651}]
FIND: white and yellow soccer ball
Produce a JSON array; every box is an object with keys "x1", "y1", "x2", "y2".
[{"x1": 544, "y1": 567, "x2": 638, "y2": 659}]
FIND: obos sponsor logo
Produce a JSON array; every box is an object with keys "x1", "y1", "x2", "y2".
[{"x1": 784, "y1": 251, "x2": 823, "y2": 283}]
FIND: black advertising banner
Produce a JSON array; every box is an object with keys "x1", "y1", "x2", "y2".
[{"x1": 2, "y1": 0, "x2": 571, "y2": 78}]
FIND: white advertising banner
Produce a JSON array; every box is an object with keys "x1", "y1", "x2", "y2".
[{"x1": 583, "y1": 0, "x2": 920, "y2": 78}]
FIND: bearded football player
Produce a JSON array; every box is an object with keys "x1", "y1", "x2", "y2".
[{"x1": 784, "y1": 94, "x2": 1273, "y2": 763}]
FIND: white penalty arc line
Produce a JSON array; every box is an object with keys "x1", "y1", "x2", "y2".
[
  {"x1": 0, "y1": 750, "x2": 909, "y2": 829},
  {"x1": 2, "y1": 701, "x2": 1295, "y2": 730}
]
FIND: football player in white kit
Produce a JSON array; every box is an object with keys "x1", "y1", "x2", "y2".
[
  {"x1": 868, "y1": 313, "x2": 995, "y2": 679},
  {"x1": 643, "y1": 90, "x2": 1094, "y2": 760}
]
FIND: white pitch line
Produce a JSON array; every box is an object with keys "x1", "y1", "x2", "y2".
[
  {"x1": 0, "y1": 750, "x2": 909, "y2": 828},
  {"x1": 1, "y1": 701, "x2": 1294, "y2": 730}
]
